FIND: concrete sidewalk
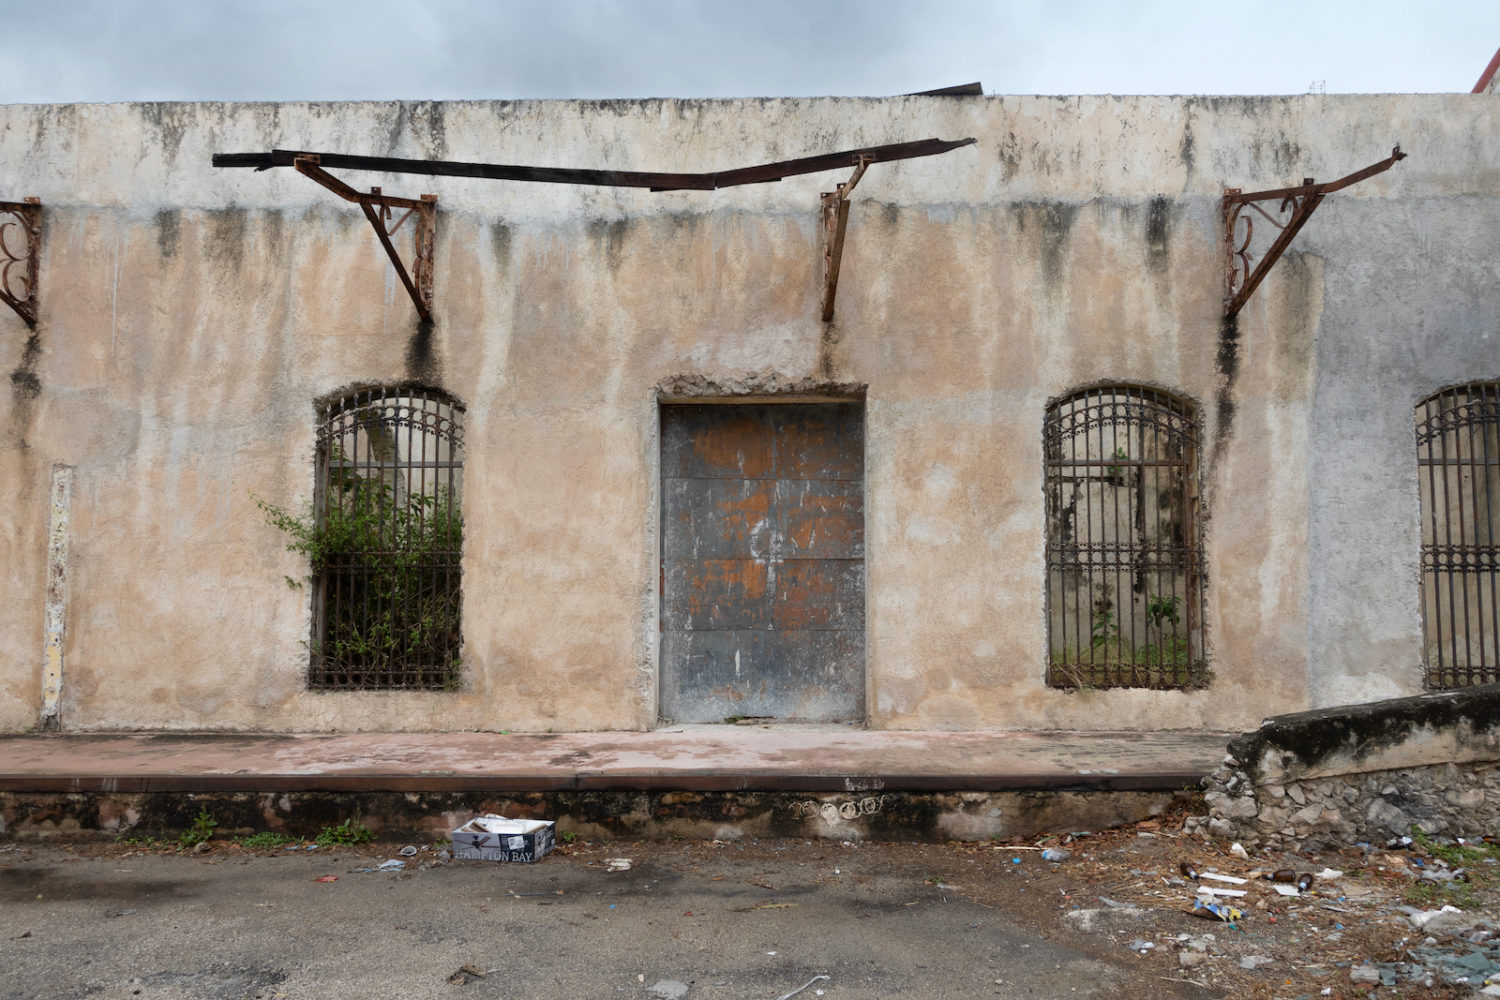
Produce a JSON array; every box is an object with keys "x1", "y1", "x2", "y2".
[
  {"x1": 0, "y1": 727, "x2": 1231, "y2": 841},
  {"x1": 0, "y1": 726, "x2": 1229, "y2": 793}
]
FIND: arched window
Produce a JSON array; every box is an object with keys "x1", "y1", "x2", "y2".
[
  {"x1": 1044, "y1": 385, "x2": 1206, "y2": 689},
  {"x1": 311, "y1": 386, "x2": 464, "y2": 690},
  {"x1": 1416, "y1": 383, "x2": 1500, "y2": 688}
]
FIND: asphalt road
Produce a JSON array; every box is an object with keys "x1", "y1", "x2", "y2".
[{"x1": 0, "y1": 839, "x2": 1214, "y2": 1000}]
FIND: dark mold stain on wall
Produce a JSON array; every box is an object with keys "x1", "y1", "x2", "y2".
[
  {"x1": 405, "y1": 320, "x2": 443, "y2": 384},
  {"x1": 154, "y1": 209, "x2": 180, "y2": 259},
  {"x1": 489, "y1": 221, "x2": 513, "y2": 270},
  {"x1": 1213, "y1": 314, "x2": 1240, "y2": 462},
  {"x1": 9, "y1": 333, "x2": 43, "y2": 447},
  {"x1": 1011, "y1": 201, "x2": 1079, "y2": 292},
  {"x1": 591, "y1": 218, "x2": 631, "y2": 273},
  {"x1": 205, "y1": 208, "x2": 249, "y2": 271},
  {"x1": 1145, "y1": 196, "x2": 1172, "y2": 274}
]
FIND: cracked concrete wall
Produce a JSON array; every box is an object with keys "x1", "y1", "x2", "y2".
[{"x1": 0, "y1": 95, "x2": 1496, "y2": 733}]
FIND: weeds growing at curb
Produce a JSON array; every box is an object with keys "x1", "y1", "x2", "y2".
[
  {"x1": 315, "y1": 818, "x2": 374, "y2": 846},
  {"x1": 178, "y1": 807, "x2": 217, "y2": 848}
]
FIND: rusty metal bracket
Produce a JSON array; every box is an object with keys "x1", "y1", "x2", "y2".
[
  {"x1": 820, "y1": 157, "x2": 873, "y2": 322},
  {"x1": 1222, "y1": 146, "x2": 1405, "y2": 317},
  {"x1": 293, "y1": 156, "x2": 436, "y2": 322},
  {"x1": 0, "y1": 198, "x2": 41, "y2": 328}
]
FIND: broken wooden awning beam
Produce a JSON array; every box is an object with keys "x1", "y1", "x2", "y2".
[
  {"x1": 212, "y1": 137, "x2": 977, "y2": 192},
  {"x1": 1222, "y1": 145, "x2": 1405, "y2": 317},
  {"x1": 293, "y1": 155, "x2": 436, "y2": 322},
  {"x1": 820, "y1": 158, "x2": 872, "y2": 322},
  {"x1": 214, "y1": 137, "x2": 977, "y2": 326},
  {"x1": 0, "y1": 197, "x2": 42, "y2": 329}
]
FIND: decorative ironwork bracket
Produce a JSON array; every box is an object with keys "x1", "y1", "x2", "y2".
[
  {"x1": 820, "y1": 157, "x2": 872, "y2": 322},
  {"x1": 293, "y1": 156, "x2": 436, "y2": 322},
  {"x1": 1222, "y1": 146, "x2": 1405, "y2": 317},
  {"x1": 1, "y1": 198, "x2": 41, "y2": 328}
]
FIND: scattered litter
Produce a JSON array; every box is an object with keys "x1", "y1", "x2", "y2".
[
  {"x1": 1296, "y1": 872, "x2": 1316, "y2": 892},
  {"x1": 1403, "y1": 904, "x2": 1469, "y2": 932},
  {"x1": 314, "y1": 875, "x2": 338, "y2": 883},
  {"x1": 1195, "y1": 887, "x2": 1247, "y2": 898},
  {"x1": 1127, "y1": 939, "x2": 1155, "y2": 953},
  {"x1": 1198, "y1": 873, "x2": 1248, "y2": 885},
  {"x1": 775, "y1": 974, "x2": 830, "y2": 1000},
  {"x1": 1270, "y1": 883, "x2": 1301, "y2": 897},
  {"x1": 646, "y1": 980, "x2": 689, "y2": 999},
  {"x1": 104, "y1": 909, "x2": 136, "y2": 918},
  {"x1": 448, "y1": 965, "x2": 492, "y2": 984},
  {"x1": 1098, "y1": 896, "x2": 1134, "y2": 908},
  {"x1": 1314, "y1": 868, "x2": 1343, "y2": 880},
  {"x1": 1239, "y1": 955, "x2": 1273, "y2": 970},
  {"x1": 350, "y1": 859, "x2": 405, "y2": 873},
  {"x1": 1190, "y1": 898, "x2": 1242, "y2": 924},
  {"x1": 399, "y1": 845, "x2": 418, "y2": 857},
  {"x1": 606, "y1": 858, "x2": 633, "y2": 872},
  {"x1": 1229, "y1": 842, "x2": 1249, "y2": 860},
  {"x1": 1041, "y1": 848, "x2": 1072, "y2": 862},
  {"x1": 1179, "y1": 862, "x2": 1200, "y2": 880}
]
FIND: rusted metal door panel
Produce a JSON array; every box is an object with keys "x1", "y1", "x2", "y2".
[{"x1": 661, "y1": 403, "x2": 865, "y2": 723}]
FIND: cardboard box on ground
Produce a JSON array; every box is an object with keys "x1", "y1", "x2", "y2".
[{"x1": 451, "y1": 815, "x2": 555, "y2": 862}]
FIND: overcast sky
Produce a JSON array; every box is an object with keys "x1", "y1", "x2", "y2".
[{"x1": 2, "y1": 0, "x2": 1498, "y2": 103}]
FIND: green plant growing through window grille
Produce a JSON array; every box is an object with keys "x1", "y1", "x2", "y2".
[
  {"x1": 1089, "y1": 608, "x2": 1120, "y2": 650},
  {"x1": 254, "y1": 471, "x2": 462, "y2": 685}
]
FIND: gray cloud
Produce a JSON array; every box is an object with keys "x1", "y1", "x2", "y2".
[{"x1": 1, "y1": 0, "x2": 1496, "y2": 103}]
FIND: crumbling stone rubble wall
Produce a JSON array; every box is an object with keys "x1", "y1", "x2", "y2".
[{"x1": 1191, "y1": 684, "x2": 1500, "y2": 851}]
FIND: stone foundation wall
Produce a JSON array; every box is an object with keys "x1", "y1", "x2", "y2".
[{"x1": 1194, "y1": 685, "x2": 1500, "y2": 851}]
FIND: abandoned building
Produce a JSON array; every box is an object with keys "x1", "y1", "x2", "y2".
[{"x1": 1, "y1": 87, "x2": 1497, "y2": 736}]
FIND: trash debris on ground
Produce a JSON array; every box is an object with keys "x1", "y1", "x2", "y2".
[
  {"x1": 774, "y1": 974, "x2": 830, "y2": 1000},
  {"x1": 1041, "y1": 848, "x2": 1072, "y2": 862},
  {"x1": 399, "y1": 845, "x2": 418, "y2": 857},
  {"x1": 605, "y1": 858, "x2": 633, "y2": 872},
  {"x1": 1197, "y1": 872, "x2": 1247, "y2": 885},
  {"x1": 447, "y1": 964, "x2": 492, "y2": 985},
  {"x1": 1190, "y1": 898, "x2": 1242, "y2": 924},
  {"x1": 450, "y1": 814, "x2": 555, "y2": 862},
  {"x1": 349, "y1": 859, "x2": 405, "y2": 873},
  {"x1": 1229, "y1": 842, "x2": 1249, "y2": 859},
  {"x1": 314, "y1": 875, "x2": 338, "y2": 882}
]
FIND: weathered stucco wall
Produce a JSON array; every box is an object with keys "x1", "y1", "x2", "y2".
[{"x1": 1, "y1": 95, "x2": 1496, "y2": 733}]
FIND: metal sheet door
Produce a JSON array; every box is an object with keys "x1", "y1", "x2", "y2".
[{"x1": 661, "y1": 403, "x2": 865, "y2": 723}]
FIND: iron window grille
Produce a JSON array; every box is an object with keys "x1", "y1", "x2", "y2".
[
  {"x1": 1044, "y1": 385, "x2": 1208, "y2": 689},
  {"x1": 1417, "y1": 383, "x2": 1500, "y2": 688},
  {"x1": 310, "y1": 387, "x2": 464, "y2": 690}
]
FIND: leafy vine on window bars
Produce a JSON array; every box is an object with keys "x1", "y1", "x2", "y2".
[
  {"x1": 259, "y1": 387, "x2": 464, "y2": 690},
  {"x1": 1043, "y1": 384, "x2": 1208, "y2": 690}
]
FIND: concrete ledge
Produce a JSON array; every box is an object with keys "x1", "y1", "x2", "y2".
[
  {"x1": 1202, "y1": 684, "x2": 1500, "y2": 850},
  {"x1": 0, "y1": 728, "x2": 1227, "y2": 841},
  {"x1": 1229, "y1": 683, "x2": 1500, "y2": 784}
]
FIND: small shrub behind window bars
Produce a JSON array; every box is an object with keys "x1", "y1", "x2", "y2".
[
  {"x1": 311, "y1": 387, "x2": 463, "y2": 690},
  {"x1": 1044, "y1": 385, "x2": 1208, "y2": 689},
  {"x1": 1417, "y1": 383, "x2": 1500, "y2": 689}
]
